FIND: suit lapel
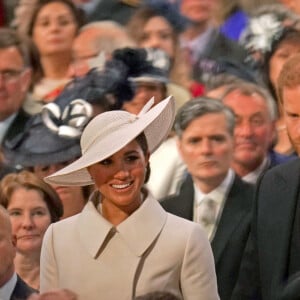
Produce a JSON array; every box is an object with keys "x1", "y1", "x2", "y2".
[
  {"x1": 175, "y1": 175, "x2": 195, "y2": 220},
  {"x1": 211, "y1": 175, "x2": 250, "y2": 263},
  {"x1": 11, "y1": 275, "x2": 36, "y2": 300},
  {"x1": 3, "y1": 109, "x2": 31, "y2": 143}
]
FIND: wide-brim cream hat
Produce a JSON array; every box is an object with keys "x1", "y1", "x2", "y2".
[{"x1": 44, "y1": 96, "x2": 175, "y2": 186}]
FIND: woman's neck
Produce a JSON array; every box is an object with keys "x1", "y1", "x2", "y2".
[
  {"x1": 40, "y1": 53, "x2": 72, "y2": 79},
  {"x1": 101, "y1": 194, "x2": 144, "y2": 226},
  {"x1": 14, "y1": 252, "x2": 40, "y2": 290}
]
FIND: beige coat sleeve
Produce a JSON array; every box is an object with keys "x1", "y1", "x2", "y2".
[
  {"x1": 180, "y1": 224, "x2": 220, "y2": 300},
  {"x1": 40, "y1": 224, "x2": 60, "y2": 292}
]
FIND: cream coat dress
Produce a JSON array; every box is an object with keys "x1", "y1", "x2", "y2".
[{"x1": 40, "y1": 192, "x2": 219, "y2": 300}]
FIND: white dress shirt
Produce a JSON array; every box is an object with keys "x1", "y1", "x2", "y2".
[
  {"x1": 242, "y1": 157, "x2": 269, "y2": 184},
  {"x1": 180, "y1": 26, "x2": 214, "y2": 64},
  {"x1": 193, "y1": 169, "x2": 234, "y2": 241},
  {"x1": 0, "y1": 273, "x2": 17, "y2": 300}
]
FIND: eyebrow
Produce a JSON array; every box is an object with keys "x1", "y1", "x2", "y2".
[
  {"x1": 8, "y1": 206, "x2": 47, "y2": 210},
  {"x1": 123, "y1": 150, "x2": 140, "y2": 155}
]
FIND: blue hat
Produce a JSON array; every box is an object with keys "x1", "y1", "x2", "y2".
[{"x1": 3, "y1": 99, "x2": 93, "y2": 168}]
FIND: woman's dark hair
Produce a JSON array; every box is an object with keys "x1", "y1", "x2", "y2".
[
  {"x1": 27, "y1": 0, "x2": 85, "y2": 36},
  {"x1": 136, "y1": 132, "x2": 151, "y2": 183},
  {"x1": 0, "y1": 170, "x2": 63, "y2": 222},
  {"x1": 127, "y1": 7, "x2": 178, "y2": 46},
  {"x1": 82, "y1": 185, "x2": 94, "y2": 202},
  {"x1": 264, "y1": 29, "x2": 300, "y2": 101}
]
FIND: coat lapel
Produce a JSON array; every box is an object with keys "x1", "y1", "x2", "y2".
[
  {"x1": 77, "y1": 200, "x2": 115, "y2": 258},
  {"x1": 175, "y1": 175, "x2": 194, "y2": 220},
  {"x1": 117, "y1": 194, "x2": 167, "y2": 257},
  {"x1": 77, "y1": 192, "x2": 167, "y2": 258},
  {"x1": 211, "y1": 175, "x2": 251, "y2": 263}
]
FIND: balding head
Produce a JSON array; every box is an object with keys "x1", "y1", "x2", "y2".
[
  {"x1": 0, "y1": 205, "x2": 16, "y2": 287},
  {"x1": 71, "y1": 21, "x2": 136, "y2": 77}
]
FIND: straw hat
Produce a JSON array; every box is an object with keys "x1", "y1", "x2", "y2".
[{"x1": 45, "y1": 96, "x2": 175, "y2": 186}]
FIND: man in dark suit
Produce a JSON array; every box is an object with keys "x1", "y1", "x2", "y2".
[
  {"x1": 0, "y1": 205, "x2": 36, "y2": 300},
  {"x1": 231, "y1": 54, "x2": 300, "y2": 300},
  {"x1": 220, "y1": 81, "x2": 292, "y2": 184},
  {"x1": 161, "y1": 97, "x2": 254, "y2": 300},
  {"x1": 0, "y1": 28, "x2": 33, "y2": 175},
  {"x1": 179, "y1": 0, "x2": 247, "y2": 84},
  {"x1": 0, "y1": 28, "x2": 32, "y2": 146}
]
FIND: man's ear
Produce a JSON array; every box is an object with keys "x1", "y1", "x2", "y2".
[
  {"x1": 269, "y1": 120, "x2": 277, "y2": 146},
  {"x1": 20, "y1": 67, "x2": 32, "y2": 93},
  {"x1": 11, "y1": 234, "x2": 17, "y2": 248},
  {"x1": 176, "y1": 136, "x2": 183, "y2": 157},
  {"x1": 11, "y1": 234, "x2": 17, "y2": 259}
]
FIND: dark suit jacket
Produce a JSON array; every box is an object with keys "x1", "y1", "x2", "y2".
[
  {"x1": 2, "y1": 109, "x2": 31, "y2": 145},
  {"x1": 232, "y1": 158, "x2": 300, "y2": 300},
  {"x1": 11, "y1": 275, "x2": 36, "y2": 300},
  {"x1": 161, "y1": 173, "x2": 254, "y2": 300},
  {"x1": 1, "y1": 109, "x2": 32, "y2": 169}
]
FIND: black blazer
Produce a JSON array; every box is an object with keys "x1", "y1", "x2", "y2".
[
  {"x1": 161, "y1": 173, "x2": 254, "y2": 300},
  {"x1": 11, "y1": 275, "x2": 36, "y2": 300},
  {"x1": 232, "y1": 158, "x2": 300, "y2": 300},
  {"x1": 2, "y1": 109, "x2": 31, "y2": 146}
]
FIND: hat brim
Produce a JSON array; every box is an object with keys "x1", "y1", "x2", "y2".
[
  {"x1": 129, "y1": 75, "x2": 169, "y2": 84},
  {"x1": 2, "y1": 115, "x2": 81, "y2": 168},
  {"x1": 45, "y1": 96, "x2": 175, "y2": 186}
]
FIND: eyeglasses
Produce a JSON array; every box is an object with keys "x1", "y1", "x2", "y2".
[{"x1": 0, "y1": 69, "x2": 24, "y2": 82}]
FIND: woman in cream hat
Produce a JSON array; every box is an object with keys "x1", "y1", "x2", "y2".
[{"x1": 40, "y1": 97, "x2": 219, "y2": 300}]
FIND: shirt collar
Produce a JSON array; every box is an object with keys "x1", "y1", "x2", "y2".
[
  {"x1": 180, "y1": 25, "x2": 214, "y2": 62},
  {"x1": 242, "y1": 157, "x2": 269, "y2": 184},
  {"x1": 194, "y1": 169, "x2": 234, "y2": 206},
  {"x1": 78, "y1": 0, "x2": 101, "y2": 14},
  {"x1": 77, "y1": 191, "x2": 167, "y2": 258},
  {"x1": 0, "y1": 273, "x2": 17, "y2": 300}
]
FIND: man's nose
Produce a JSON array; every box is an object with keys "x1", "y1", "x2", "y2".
[
  {"x1": 237, "y1": 121, "x2": 253, "y2": 137},
  {"x1": 200, "y1": 139, "x2": 213, "y2": 154}
]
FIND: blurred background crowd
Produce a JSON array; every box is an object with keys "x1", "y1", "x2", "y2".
[{"x1": 0, "y1": 0, "x2": 300, "y2": 299}]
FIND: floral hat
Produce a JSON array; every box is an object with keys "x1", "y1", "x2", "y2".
[{"x1": 240, "y1": 4, "x2": 300, "y2": 66}]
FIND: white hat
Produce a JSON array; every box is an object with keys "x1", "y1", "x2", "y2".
[{"x1": 44, "y1": 96, "x2": 175, "y2": 186}]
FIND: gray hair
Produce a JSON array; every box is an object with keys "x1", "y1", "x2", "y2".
[
  {"x1": 0, "y1": 28, "x2": 32, "y2": 67},
  {"x1": 174, "y1": 97, "x2": 236, "y2": 138},
  {"x1": 79, "y1": 21, "x2": 136, "y2": 54},
  {"x1": 221, "y1": 81, "x2": 278, "y2": 121},
  {"x1": 80, "y1": 20, "x2": 126, "y2": 32},
  {"x1": 205, "y1": 73, "x2": 245, "y2": 92}
]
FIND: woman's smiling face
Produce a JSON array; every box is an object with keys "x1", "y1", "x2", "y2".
[{"x1": 87, "y1": 139, "x2": 149, "y2": 214}]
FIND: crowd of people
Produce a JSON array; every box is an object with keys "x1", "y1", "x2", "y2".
[{"x1": 1, "y1": 0, "x2": 300, "y2": 300}]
